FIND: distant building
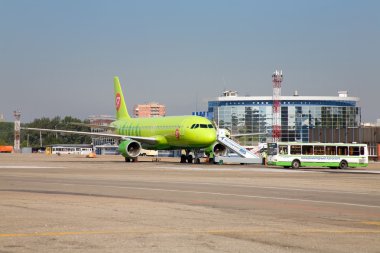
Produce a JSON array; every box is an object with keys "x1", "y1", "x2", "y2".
[
  {"x1": 88, "y1": 115, "x2": 115, "y2": 144},
  {"x1": 0, "y1": 113, "x2": 4, "y2": 122},
  {"x1": 208, "y1": 90, "x2": 361, "y2": 145},
  {"x1": 88, "y1": 115, "x2": 118, "y2": 155},
  {"x1": 308, "y1": 126, "x2": 380, "y2": 160},
  {"x1": 192, "y1": 111, "x2": 213, "y2": 119},
  {"x1": 134, "y1": 103, "x2": 166, "y2": 118},
  {"x1": 206, "y1": 89, "x2": 380, "y2": 160}
]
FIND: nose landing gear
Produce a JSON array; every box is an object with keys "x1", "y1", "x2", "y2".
[{"x1": 180, "y1": 149, "x2": 202, "y2": 164}]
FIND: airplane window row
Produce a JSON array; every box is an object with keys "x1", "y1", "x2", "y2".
[
  {"x1": 190, "y1": 124, "x2": 214, "y2": 129},
  {"x1": 122, "y1": 125, "x2": 179, "y2": 129}
]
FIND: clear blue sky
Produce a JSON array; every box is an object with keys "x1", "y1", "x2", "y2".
[{"x1": 1, "y1": 0, "x2": 379, "y2": 122}]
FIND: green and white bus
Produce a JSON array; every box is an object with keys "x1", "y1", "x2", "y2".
[{"x1": 267, "y1": 142, "x2": 368, "y2": 169}]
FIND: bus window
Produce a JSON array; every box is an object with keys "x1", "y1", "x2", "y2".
[
  {"x1": 326, "y1": 146, "x2": 336, "y2": 155},
  {"x1": 302, "y1": 145, "x2": 313, "y2": 155},
  {"x1": 290, "y1": 145, "x2": 301, "y2": 155},
  {"x1": 360, "y1": 147, "x2": 365, "y2": 155},
  {"x1": 337, "y1": 146, "x2": 348, "y2": 156},
  {"x1": 314, "y1": 146, "x2": 325, "y2": 155},
  {"x1": 349, "y1": 146, "x2": 360, "y2": 156},
  {"x1": 279, "y1": 145, "x2": 288, "y2": 155},
  {"x1": 200, "y1": 124, "x2": 208, "y2": 128},
  {"x1": 207, "y1": 124, "x2": 214, "y2": 128}
]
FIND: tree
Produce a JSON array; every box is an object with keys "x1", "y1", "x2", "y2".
[
  {"x1": 0, "y1": 122, "x2": 13, "y2": 145},
  {"x1": 22, "y1": 116, "x2": 92, "y2": 147}
]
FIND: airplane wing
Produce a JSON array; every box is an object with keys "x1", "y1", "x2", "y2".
[
  {"x1": 22, "y1": 127, "x2": 157, "y2": 145},
  {"x1": 69, "y1": 122, "x2": 117, "y2": 131}
]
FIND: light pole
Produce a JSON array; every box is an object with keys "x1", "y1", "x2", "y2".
[
  {"x1": 40, "y1": 131, "x2": 42, "y2": 148},
  {"x1": 13, "y1": 110, "x2": 21, "y2": 153}
]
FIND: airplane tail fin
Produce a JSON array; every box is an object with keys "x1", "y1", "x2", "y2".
[{"x1": 114, "y1": 76, "x2": 131, "y2": 120}]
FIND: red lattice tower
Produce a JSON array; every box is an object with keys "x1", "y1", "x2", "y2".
[{"x1": 272, "y1": 70, "x2": 283, "y2": 142}]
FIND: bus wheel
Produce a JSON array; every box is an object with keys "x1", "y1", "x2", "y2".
[
  {"x1": 187, "y1": 155, "x2": 193, "y2": 163},
  {"x1": 180, "y1": 155, "x2": 187, "y2": 163},
  {"x1": 291, "y1": 160, "x2": 300, "y2": 169},
  {"x1": 339, "y1": 160, "x2": 348, "y2": 169}
]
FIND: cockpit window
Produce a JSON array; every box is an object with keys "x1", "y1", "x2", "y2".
[{"x1": 192, "y1": 123, "x2": 213, "y2": 129}]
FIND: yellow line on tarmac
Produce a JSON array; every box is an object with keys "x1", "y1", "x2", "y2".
[
  {"x1": 1, "y1": 229, "x2": 380, "y2": 238},
  {"x1": 362, "y1": 221, "x2": 380, "y2": 226}
]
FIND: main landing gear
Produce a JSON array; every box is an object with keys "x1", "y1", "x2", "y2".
[
  {"x1": 180, "y1": 149, "x2": 202, "y2": 164},
  {"x1": 125, "y1": 157, "x2": 138, "y2": 162}
]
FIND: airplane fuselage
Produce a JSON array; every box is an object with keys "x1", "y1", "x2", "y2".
[{"x1": 112, "y1": 115, "x2": 217, "y2": 150}]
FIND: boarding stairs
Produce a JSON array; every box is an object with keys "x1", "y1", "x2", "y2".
[{"x1": 215, "y1": 129, "x2": 261, "y2": 164}]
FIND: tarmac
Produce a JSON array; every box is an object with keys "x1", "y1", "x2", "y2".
[{"x1": 0, "y1": 153, "x2": 379, "y2": 253}]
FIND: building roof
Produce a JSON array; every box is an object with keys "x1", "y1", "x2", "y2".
[
  {"x1": 216, "y1": 95, "x2": 359, "y2": 102},
  {"x1": 215, "y1": 90, "x2": 359, "y2": 103},
  {"x1": 47, "y1": 144, "x2": 93, "y2": 148}
]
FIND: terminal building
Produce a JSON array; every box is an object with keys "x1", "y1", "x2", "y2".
[
  {"x1": 88, "y1": 115, "x2": 118, "y2": 155},
  {"x1": 208, "y1": 90, "x2": 361, "y2": 145}
]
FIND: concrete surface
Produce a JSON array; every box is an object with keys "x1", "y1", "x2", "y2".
[{"x1": 0, "y1": 153, "x2": 379, "y2": 252}]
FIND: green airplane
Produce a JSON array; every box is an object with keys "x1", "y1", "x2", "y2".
[{"x1": 23, "y1": 77, "x2": 226, "y2": 163}]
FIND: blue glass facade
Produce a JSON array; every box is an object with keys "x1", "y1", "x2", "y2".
[{"x1": 208, "y1": 97, "x2": 361, "y2": 145}]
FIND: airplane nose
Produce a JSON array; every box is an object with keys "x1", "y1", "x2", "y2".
[{"x1": 205, "y1": 131, "x2": 217, "y2": 144}]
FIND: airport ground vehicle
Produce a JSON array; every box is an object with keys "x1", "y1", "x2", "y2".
[
  {"x1": 46, "y1": 146, "x2": 93, "y2": 155},
  {"x1": 0, "y1": 146, "x2": 13, "y2": 153},
  {"x1": 140, "y1": 149, "x2": 158, "y2": 156},
  {"x1": 267, "y1": 142, "x2": 368, "y2": 169}
]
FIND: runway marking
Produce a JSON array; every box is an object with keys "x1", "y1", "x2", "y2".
[
  {"x1": 208, "y1": 229, "x2": 380, "y2": 234},
  {"x1": 0, "y1": 166, "x2": 65, "y2": 169},
  {"x1": 114, "y1": 179, "x2": 380, "y2": 196},
  {"x1": 21, "y1": 181, "x2": 380, "y2": 209},
  {"x1": 4, "y1": 176, "x2": 378, "y2": 196},
  {"x1": 0, "y1": 231, "x2": 118, "y2": 237},
  {"x1": 157, "y1": 166, "x2": 311, "y2": 173},
  {"x1": 157, "y1": 166, "x2": 380, "y2": 174},
  {"x1": 1, "y1": 229, "x2": 380, "y2": 238},
  {"x1": 97, "y1": 184, "x2": 380, "y2": 209}
]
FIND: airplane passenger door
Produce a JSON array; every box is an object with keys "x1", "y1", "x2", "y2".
[
  {"x1": 175, "y1": 126, "x2": 182, "y2": 140},
  {"x1": 177, "y1": 120, "x2": 187, "y2": 140}
]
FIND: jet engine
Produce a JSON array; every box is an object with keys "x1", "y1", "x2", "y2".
[
  {"x1": 118, "y1": 139, "x2": 141, "y2": 158},
  {"x1": 205, "y1": 142, "x2": 227, "y2": 156}
]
